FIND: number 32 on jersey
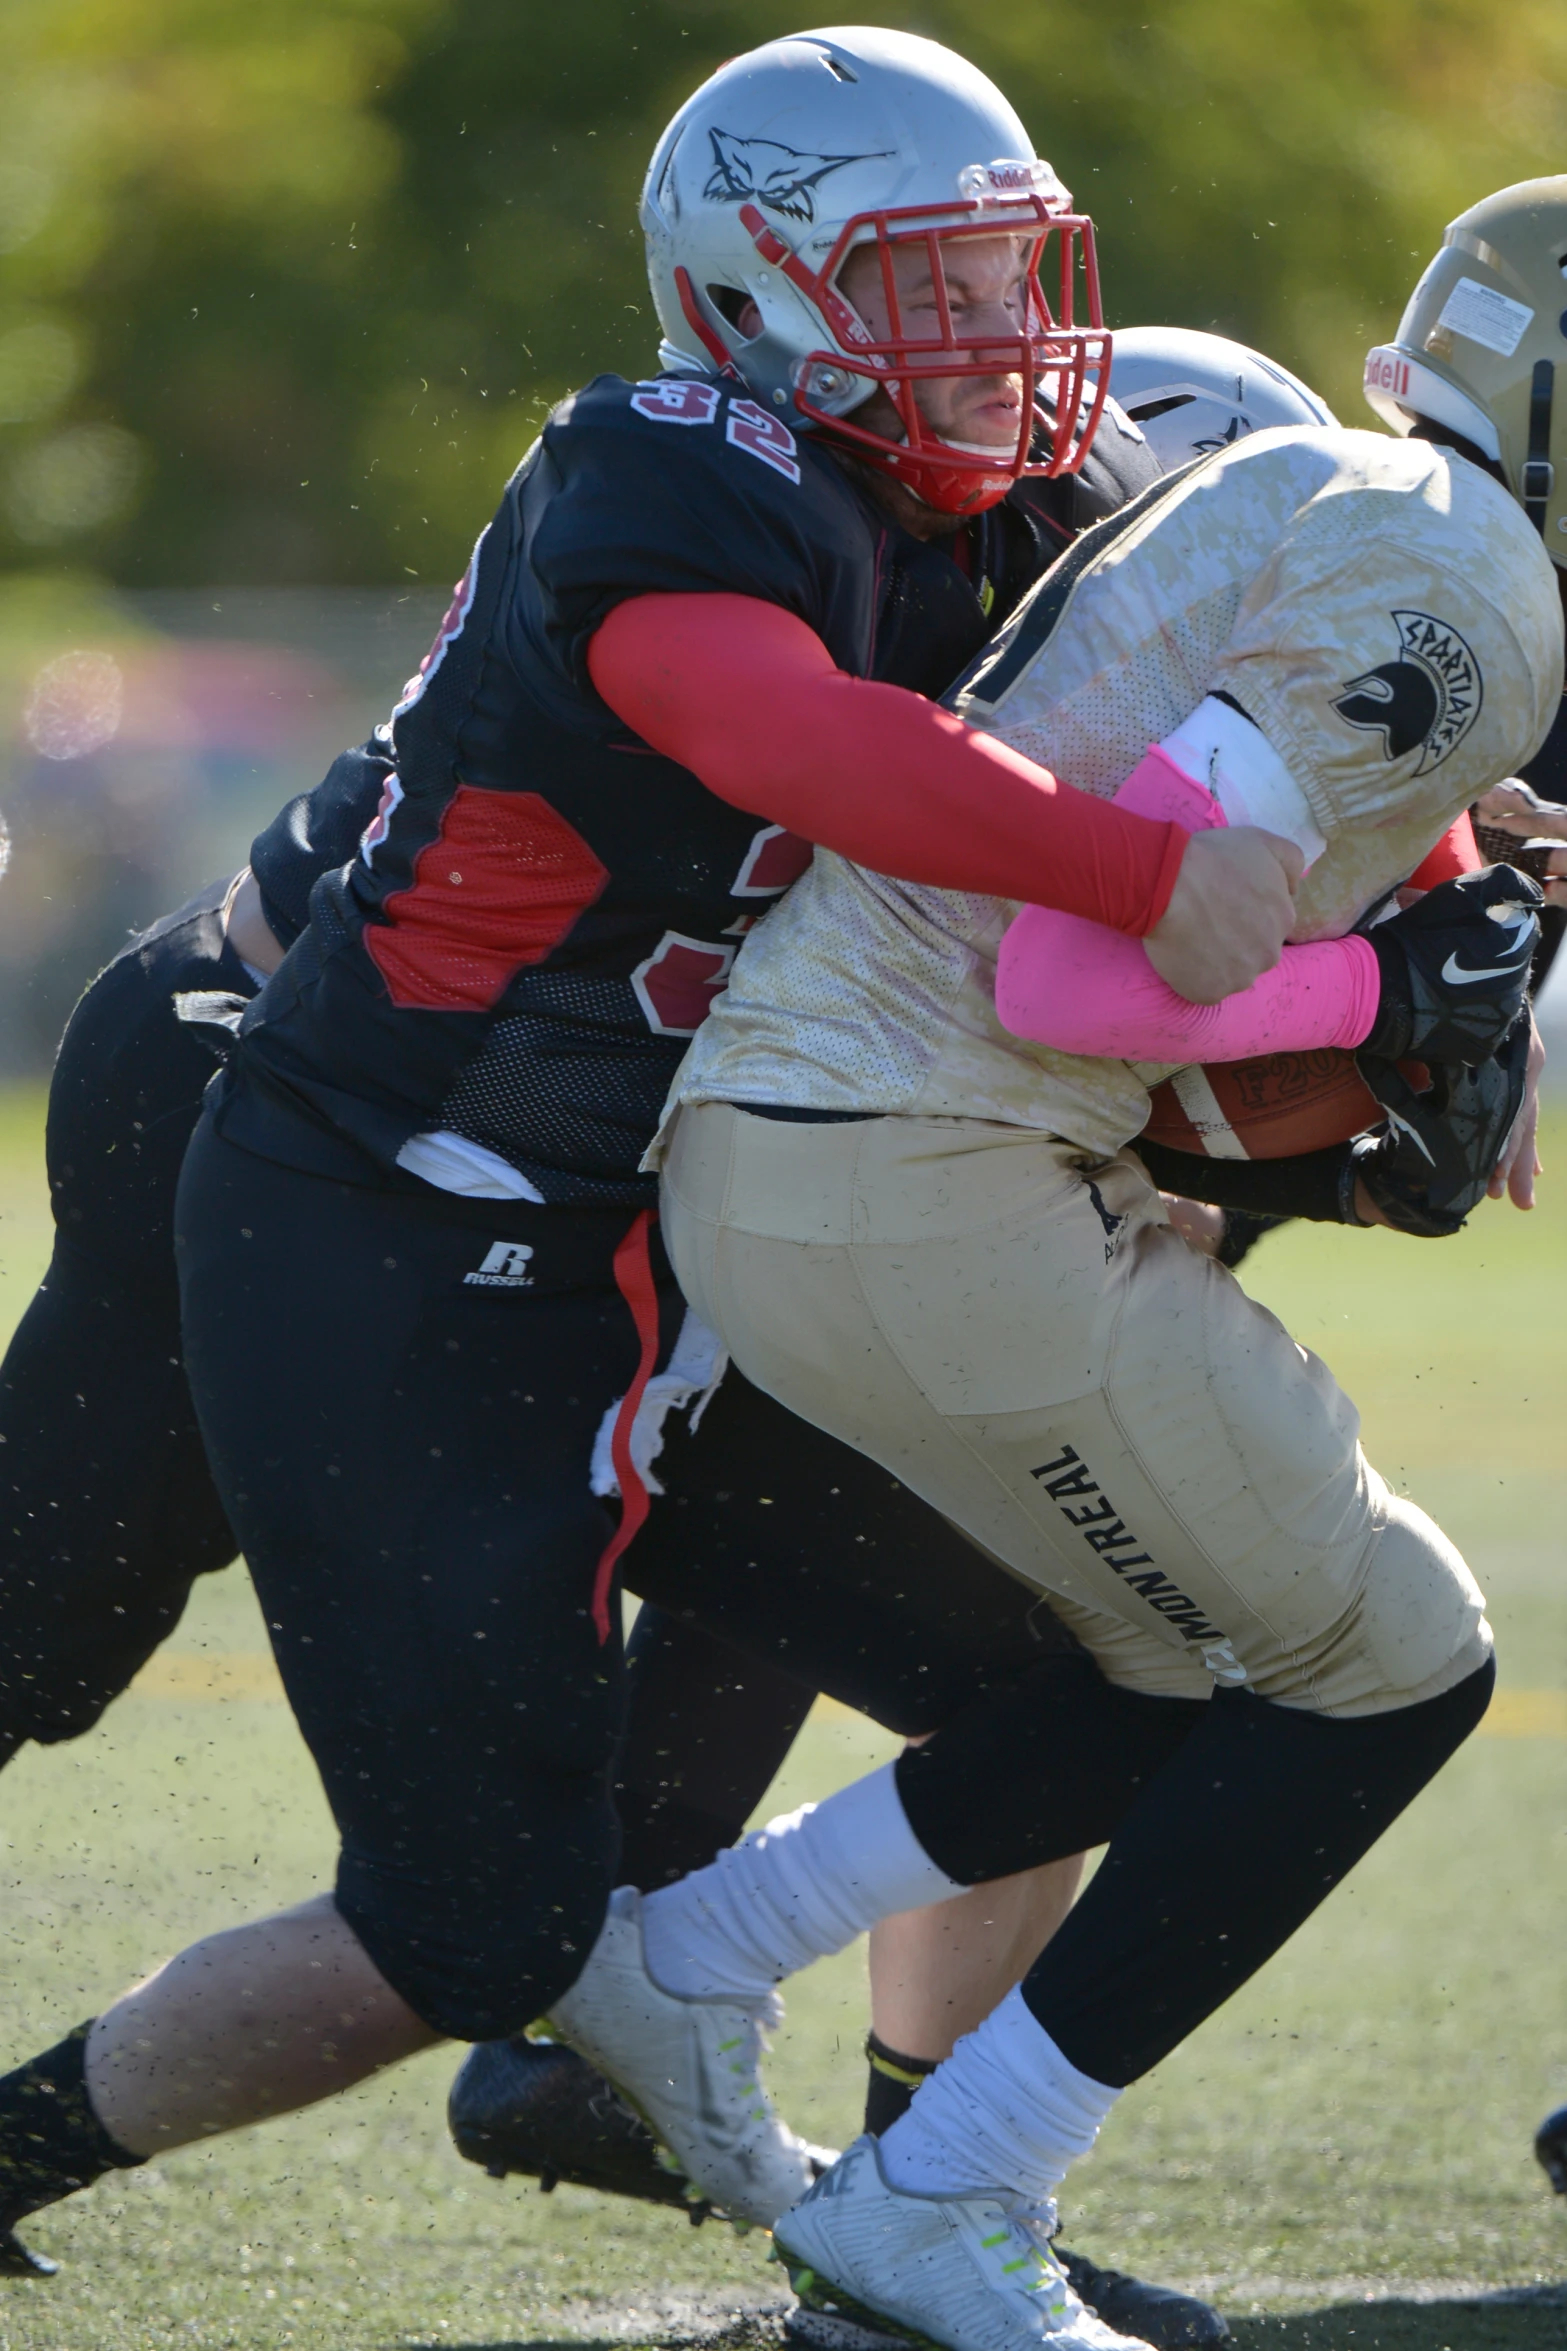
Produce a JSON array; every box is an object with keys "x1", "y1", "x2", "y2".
[{"x1": 630, "y1": 379, "x2": 801, "y2": 483}]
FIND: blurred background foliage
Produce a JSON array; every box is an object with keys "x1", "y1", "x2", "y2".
[{"x1": 3, "y1": 0, "x2": 1567, "y2": 591}]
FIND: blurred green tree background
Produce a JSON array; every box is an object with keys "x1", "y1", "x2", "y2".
[{"x1": 2, "y1": 0, "x2": 1566, "y2": 590}]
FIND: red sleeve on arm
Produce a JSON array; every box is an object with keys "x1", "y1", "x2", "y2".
[
  {"x1": 1408, "y1": 813, "x2": 1481, "y2": 890},
  {"x1": 587, "y1": 591, "x2": 1188, "y2": 937}
]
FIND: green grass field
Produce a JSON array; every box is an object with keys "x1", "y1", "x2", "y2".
[{"x1": 0, "y1": 1082, "x2": 1559, "y2": 2350}]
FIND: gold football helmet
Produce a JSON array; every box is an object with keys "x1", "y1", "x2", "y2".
[{"x1": 1365, "y1": 176, "x2": 1567, "y2": 563}]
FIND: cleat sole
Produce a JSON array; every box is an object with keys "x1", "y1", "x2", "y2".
[{"x1": 776, "y1": 2250, "x2": 942, "y2": 2351}]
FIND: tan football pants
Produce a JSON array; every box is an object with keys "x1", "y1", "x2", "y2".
[{"x1": 660, "y1": 1104, "x2": 1491, "y2": 1719}]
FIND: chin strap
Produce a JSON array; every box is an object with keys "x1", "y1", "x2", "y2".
[{"x1": 1523, "y1": 358, "x2": 1554, "y2": 537}]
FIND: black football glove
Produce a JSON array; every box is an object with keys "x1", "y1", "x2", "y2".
[
  {"x1": 1351, "y1": 1014, "x2": 1532, "y2": 1236},
  {"x1": 1215, "y1": 1210, "x2": 1289, "y2": 1269},
  {"x1": 1358, "y1": 865, "x2": 1542, "y2": 1067}
]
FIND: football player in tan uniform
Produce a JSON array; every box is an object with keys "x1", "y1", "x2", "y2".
[
  {"x1": 1359, "y1": 167, "x2": 1567, "y2": 2209},
  {"x1": 530, "y1": 423, "x2": 1562, "y2": 2348},
  {"x1": 659, "y1": 430, "x2": 1555, "y2": 1719}
]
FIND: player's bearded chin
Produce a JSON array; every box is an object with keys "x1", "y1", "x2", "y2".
[
  {"x1": 839, "y1": 369, "x2": 1029, "y2": 533},
  {"x1": 849, "y1": 347, "x2": 1029, "y2": 461}
]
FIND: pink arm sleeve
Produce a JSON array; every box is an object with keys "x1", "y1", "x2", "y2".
[
  {"x1": 587, "y1": 592, "x2": 1189, "y2": 933},
  {"x1": 995, "y1": 746, "x2": 1381, "y2": 1060}
]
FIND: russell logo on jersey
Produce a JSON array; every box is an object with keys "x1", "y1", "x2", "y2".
[{"x1": 463, "y1": 1242, "x2": 535, "y2": 1289}]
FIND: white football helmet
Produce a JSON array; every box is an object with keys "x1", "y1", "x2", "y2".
[
  {"x1": 1108, "y1": 326, "x2": 1336, "y2": 472},
  {"x1": 641, "y1": 25, "x2": 1109, "y2": 515}
]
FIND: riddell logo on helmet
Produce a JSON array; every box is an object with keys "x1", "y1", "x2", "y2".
[
  {"x1": 1364, "y1": 350, "x2": 1411, "y2": 400},
  {"x1": 963, "y1": 158, "x2": 1055, "y2": 194},
  {"x1": 1332, "y1": 609, "x2": 1482, "y2": 775},
  {"x1": 703, "y1": 130, "x2": 890, "y2": 225}
]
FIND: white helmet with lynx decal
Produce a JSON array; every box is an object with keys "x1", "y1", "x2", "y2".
[
  {"x1": 1109, "y1": 326, "x2": 1336, "y2": 473},
  {"x1": 1365, "y1": 177, "x2": 1567, "y2": 566},
  {"x1": 641, "y1": 24, "x2": 1108, "y2": 515}
]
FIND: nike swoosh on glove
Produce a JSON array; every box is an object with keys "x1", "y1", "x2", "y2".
[
  {"x1": 1358, "y1": 865, "x2": 1542, "y2": 1067},
  {"x1": 1352, "y1": 1015, "x2": 1532, "y2": 1236}
]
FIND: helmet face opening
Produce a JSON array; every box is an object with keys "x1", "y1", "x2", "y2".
[{"x1": 741, "y1": 191, "x2": 1109, "y2": 514}]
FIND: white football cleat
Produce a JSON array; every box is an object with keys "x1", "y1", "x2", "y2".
[
  {"x1": 545, "y1": 1885, "x2": 832, "y2": 2228},
  {"x1": 773, "y1": 2135, "x2": 1154, "y2": 2351}
]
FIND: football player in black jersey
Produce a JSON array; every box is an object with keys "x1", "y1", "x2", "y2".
[
  {"x1": 0, "y1": 772, "x2": 1223, "y2": 2345},
  {"x1": 0, "y1": 33, "x2": 1309, "y2": 2343}
]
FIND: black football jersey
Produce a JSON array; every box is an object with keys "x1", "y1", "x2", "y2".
[
  {"x1": 228, "y1": 372, "x2": 1158, "y2": 1202},
  {"x1": 1519, "y1": 683, "x2": 1567, "y2": 801}
]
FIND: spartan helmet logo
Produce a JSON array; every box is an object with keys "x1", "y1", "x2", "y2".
[
  {"x1": 1332, "y1": 610, "x2": 1483, "y2": 775},
  {"x1": 703, "y1": 129, "x2": 891, "y2": 224}
]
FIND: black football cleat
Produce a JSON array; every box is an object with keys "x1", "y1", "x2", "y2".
[
  {"x1": 0, "y1": 2228, "x2": 57, "y2": 2278},
  {"x1": 448, "y1": 2034, "x2": 714, "y2": 2222},
  {"x1": 1360, "y1": 865, "x2": 1542, "y2": 1068},
  {"x1": 1536, "y1": 2104, "x2": 1567, "y2": 2196},
  {"x1": 1056, "y1": 2245, "x2": 1228, "y2": 2348}
]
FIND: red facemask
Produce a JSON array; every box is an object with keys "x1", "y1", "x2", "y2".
[{"x1": 739, "y1": 190, "x2": 1110, "y2": 516}]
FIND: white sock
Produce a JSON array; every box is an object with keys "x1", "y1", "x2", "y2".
[
  {"x1": 641, "y1": 1761, "x2": 965, "y2": 2003},
  {"x1": 878, "y1": 1984, "x2": 1121, "y2": 2206}
]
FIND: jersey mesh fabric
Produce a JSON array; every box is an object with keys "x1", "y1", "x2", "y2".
[
  {"x1": 668, "y1": 428, "x2": 1562, "y2": 1162},
  {"x1": 438, "y1": 981, "x2": 680, "y2": 1201},
  {"x1": 993, "y1": 594, "x2": 1247, "y2": 789}
]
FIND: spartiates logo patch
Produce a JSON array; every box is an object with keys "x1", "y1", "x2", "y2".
[
  {"x1": 703, "y1": 129, "x2": 890, "y2": 224},
  {"x1": 1332, "y1": 609, "x2": 1482, "y2": 775}
]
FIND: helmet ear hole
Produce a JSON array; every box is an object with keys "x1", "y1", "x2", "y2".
[{"x1": 706, "y1": 285, "x2": 754, "y2": 335}]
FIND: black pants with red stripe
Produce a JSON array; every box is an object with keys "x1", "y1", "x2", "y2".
[{"x1": 175, "y1": 1109, "x2": 1068, "y2": 2040}]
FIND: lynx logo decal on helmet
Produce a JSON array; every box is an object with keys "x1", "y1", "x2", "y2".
[
  {"x1": 703, "y1": 130, "x2": 891, "y2": 225},
  {"x1": 1333, "y1": 610, "x2": 1482, "y2": 773}
]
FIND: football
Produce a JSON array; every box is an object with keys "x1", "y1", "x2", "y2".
[{"x1": 1142, "y1": 1048, "x2": 1424, "y2": 1161}]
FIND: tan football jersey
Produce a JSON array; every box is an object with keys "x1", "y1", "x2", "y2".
[{"x1": 661, "y1": 427, "x2": 1562, "y2": 1160}]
